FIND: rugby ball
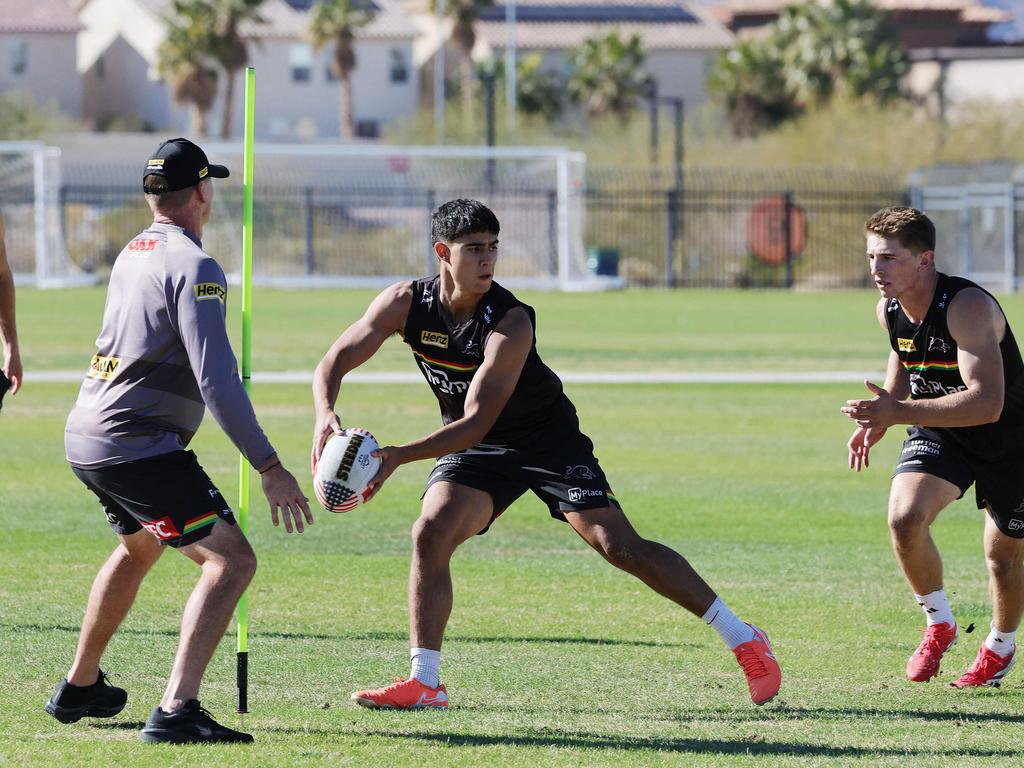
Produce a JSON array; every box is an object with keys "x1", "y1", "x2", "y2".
[{"x1": 313, "y1": 428, "x2": 381, "y2": 512}]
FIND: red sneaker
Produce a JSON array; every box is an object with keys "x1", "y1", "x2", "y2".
[
  {"x1": 906, "y1": 622, "x2": 958, "y2": 682},
  {"x1": 732, "y1": 624, "x2": 781, "y2": 705},
  {"x1": 350, "y1": 677, "x2": 449, "y2": 709},
  {"x1": 951, "y1": 645, "x2": 1016, "y2": 688}
]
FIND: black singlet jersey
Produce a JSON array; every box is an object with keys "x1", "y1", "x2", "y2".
[
  {"x1": 403, "y1": 276, "x2": 576, "y2": 446},
  {"x1": 885, "y1": 272, "x2": 1024, "y2": 460}
]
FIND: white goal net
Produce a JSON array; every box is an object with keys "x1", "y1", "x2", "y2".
[
  {"x1": 0, "y1": 141, "x2": 96, "y2": 287},
  {"x1": 23, "y1": 137, "x2": 597, "y2": 290},
  {"x1": 203, "y1": 142, "x2": 591, "y2": 289}
]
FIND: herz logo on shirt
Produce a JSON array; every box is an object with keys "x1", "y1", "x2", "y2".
[
  {"x1": 421, "y1": 331, "x2": 449, "y2": 349},
  {"x1": 194, "y1": 282, "x2": 226, "y2": 303}
]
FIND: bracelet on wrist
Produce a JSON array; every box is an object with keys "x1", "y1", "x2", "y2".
[{"x1": 258, "y1": 459, "x2": 281, "y2": 475}]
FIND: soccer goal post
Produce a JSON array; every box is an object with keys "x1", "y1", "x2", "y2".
[
  {"x1": 0, "y1": 141, "x2": 97, "y2": 288},
  {"x1": 188, "y1": 141, "x2": 595, "y2": 290}
]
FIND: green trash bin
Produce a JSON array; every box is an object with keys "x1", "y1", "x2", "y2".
[{"x1": 587, "y1": 247, "x2": 619, "y2": 277}]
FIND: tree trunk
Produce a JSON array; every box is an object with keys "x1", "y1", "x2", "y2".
[
  {"x1": 461, "y1": 56, "x2": 475, "y2": 132},
  {"x1": 192, "y1": 104, "x2": 208, "y2": 136},
  {"x1": 340, "y1": 72, "x2": 354, "y2": 139},
  {"x1": 221, "y1": 67, "x2": 236, "y2": 139}
]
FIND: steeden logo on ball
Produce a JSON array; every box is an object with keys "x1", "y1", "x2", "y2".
[{"x1": 313, "y1": 428, "x2": 381, "y2": 512}]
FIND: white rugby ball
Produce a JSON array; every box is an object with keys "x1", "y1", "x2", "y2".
[{"x1": 313, "y1": 428, "x2": 381, "y2": 512}]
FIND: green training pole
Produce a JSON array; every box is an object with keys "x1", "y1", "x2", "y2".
[{"x1": 236, "y1": 65, "x2": 256, "y2": 714}]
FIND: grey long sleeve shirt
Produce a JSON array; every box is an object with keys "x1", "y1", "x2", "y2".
[{"x1": 65, "y1": 222, "x2": 275, "y2": 469}]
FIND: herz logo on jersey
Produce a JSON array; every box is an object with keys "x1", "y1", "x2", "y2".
[
  {"x1": 897, "y1": 338, "x2": 916, "y2": 352},
  {"x1": 419, "y1": 361, "x2": 469, "y2": 395}
]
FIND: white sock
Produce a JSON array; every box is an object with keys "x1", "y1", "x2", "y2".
[
  {"x1": 914, "y1": 589, "x2": 955, "y2": 627},
  {"x1": 701, "y1": 596, "x2": 755, "y2": 650},
  {"x1": 984, "y1": 622, "x2": 1017, "y2": 658},
  {"x1": 410, "y1": 647, "x2": 441, "y2": 689}
]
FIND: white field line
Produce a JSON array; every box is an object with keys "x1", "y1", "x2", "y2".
[{"x1": 32, "y1": 371, "x2": 883, "y2": 385}]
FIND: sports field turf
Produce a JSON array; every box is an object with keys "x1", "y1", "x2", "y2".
[{"x1": 4, "y1": 288, "x2": 1024, "y2": 767}]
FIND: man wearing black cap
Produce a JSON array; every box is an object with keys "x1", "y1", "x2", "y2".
[{"x1": 47, "y1": 138, "x2": 312, "y2": 744}]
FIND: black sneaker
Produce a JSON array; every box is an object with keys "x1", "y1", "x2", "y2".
[
  {"x1": 139, "y1": 699, "x2": 253, "y2": 744},
  {"x1": 44, "y1": 669, "x2": 128, "y2": 723}
]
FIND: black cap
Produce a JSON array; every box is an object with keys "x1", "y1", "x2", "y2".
[{"x1": 143, "y1": 138, "x2": 229, "y2": 192}]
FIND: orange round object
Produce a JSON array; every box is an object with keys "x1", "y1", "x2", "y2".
[{"x1": 747, "y1": 195, "x2": 807, "y2": 265}]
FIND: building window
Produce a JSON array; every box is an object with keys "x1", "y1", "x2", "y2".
[
  {"x1": 9, "y1": 39, "x2": 27, "y2": 77},
  {"x1": 389, "y1": 48, "x2": 408, "y2": 83},
  {"x1": 289, "y1": 44, "x2": 313, "y2": 83},
  {"x1": 355, "y1": 120, "x2": 379, "y2": 138}
]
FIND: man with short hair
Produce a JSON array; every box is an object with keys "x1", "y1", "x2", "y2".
[
  {"x1": 47, "y1": 138, "x2": 313, "y2": 743},
  {"x1": 845, "y1": 205, "x2": 1024, "y2": 688},
  {"x1": 312, "y1": 198, "x2": 781, "y2": 710},
  {"x1": 0, "y1": 210, "x2": 23, "y2": 408}
]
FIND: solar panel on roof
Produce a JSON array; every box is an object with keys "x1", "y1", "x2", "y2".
[
  {"x1": 284, "y1": 0, "x2": 380, "y2": 10},
  {"x1": 478, "y1": 4, "x2": 696, "y2": 22}
]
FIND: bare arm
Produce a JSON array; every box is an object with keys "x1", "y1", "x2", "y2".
[
  {"x1": 311, "y1": 281, "x2": 412, "y2": 463},
  {"x1": 843, "y1": 288, "x2": 1005, "y2": 431},
  {"x1": 365, "y1": 306, "x2": 534, "y2": 497},
  {"x1": 0, "y1": 213, "x2": 22, "y2": 394},
  {"x1": 846, "y1": 298, "x2": 906, "y2": 470}
]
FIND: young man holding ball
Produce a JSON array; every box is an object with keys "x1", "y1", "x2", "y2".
[{"x1": 312, "y1": 199, "x2": 781, "y2": 709}]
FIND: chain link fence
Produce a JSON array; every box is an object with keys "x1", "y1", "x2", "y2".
[{"x1": 4, "y1": 137, "x2": 910, "y2": 289}]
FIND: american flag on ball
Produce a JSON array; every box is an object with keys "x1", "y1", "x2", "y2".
[
  {"x1": 314, "y1": 478, "x2": 367, "y2": 512},
  {"x1": 312, "y1": 427, "x2": 381, "y2": 512}
]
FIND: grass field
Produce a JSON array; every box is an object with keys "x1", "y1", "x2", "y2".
[{"x1": 4, "y1": 287, "x2": 1024, "y2": 767}]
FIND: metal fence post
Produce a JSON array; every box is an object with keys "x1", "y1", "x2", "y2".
[
  {"x1": 304, "y1": 186, "x2": 314, "y2": 275},
  {"x1": 426, "y1": 189, "x2": 436, "y2": 274},
  {"x1": 666, "y1": 188, "x2": 677, "y2": 287},
  {"x1": 547, "y1": 188, "x2": 557, "y2": 278},
  {"x1": 1005, "y1": 184, "x2": 1016, "y2": 292},
  {"x1": 784, "y1": 191, "x2": 793, "y2": 289}
]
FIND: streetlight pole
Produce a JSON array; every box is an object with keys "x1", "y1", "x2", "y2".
[
  {"x1": 434, "y1": 0, "x2": 447, "y2": 143},
  {"x1": 646, "y1": 87, "x2": 684, "y2": 287},
  {"x1": 505, "y1": 0, "x2": 517, "y2": 136}
]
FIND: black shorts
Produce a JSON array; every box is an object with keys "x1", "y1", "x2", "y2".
[
  {"x1": 71, "y1": 450, "x2": 236, "y2": 548},
  {"x1": 423, "y1": 428, "x2": 620, "y2": 535},
  {"x1": 894, "y1": 426, "x2": 1024, "y2": 538}
]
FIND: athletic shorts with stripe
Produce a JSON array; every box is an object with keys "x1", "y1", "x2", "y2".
[
  {"x1": 424, "y1": 427, "x2": 620, "y2": 535},
  {"x1": 71, "y1": 449, "x2": 236, "y2": 548},
  {"x1": 895, "y1": 426, "x2": 1024, "y2": 538}
]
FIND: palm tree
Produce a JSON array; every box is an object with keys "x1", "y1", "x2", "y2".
[
  {"x1": 567, "y1": 31, "x2": 650, "y2": 124},
  {"x1": 775, "y1": 0, "x2": 908, "y2": 108},
  {"x1": 707, "y1": 0, "x2": 908, "y2": 136},
  {"x1": 209, "y1": 0, "x2": 266, "y2": 139},
  {"x1": 516, "y1": 54, "x2": 564, "y2": 120},
  {"x1": 433, "y1": 0, "x2": 494, "y2": 129},
  {"x1": 158, "y1": 0, "x2": 220, "y2": 136},
  {"x1": 707, "y1": 37, "x2": 796, "y2": 137},
  {"x1": 308, "y1": 0, "x2": 376, "y2": 139}
]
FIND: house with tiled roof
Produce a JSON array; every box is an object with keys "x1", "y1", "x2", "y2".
[
  {"x1": 0, "y1": 0, "x2": 82, "y2": 118},
  {"x1": 711, "y1": 0, "x2": 1009, "y2": 48},
  {"x1": 75, "y1": 0, "x2": 419, "y2": 138},
  {"x1": 477, "y1": 0, "x2": 733, "y2": 107},
  {"x1": 709, "y1": 0, "x2": 1024, "y2": 110},
  {"x1": 410, "y1": 0, "x2": 733, "y2": 110}
]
